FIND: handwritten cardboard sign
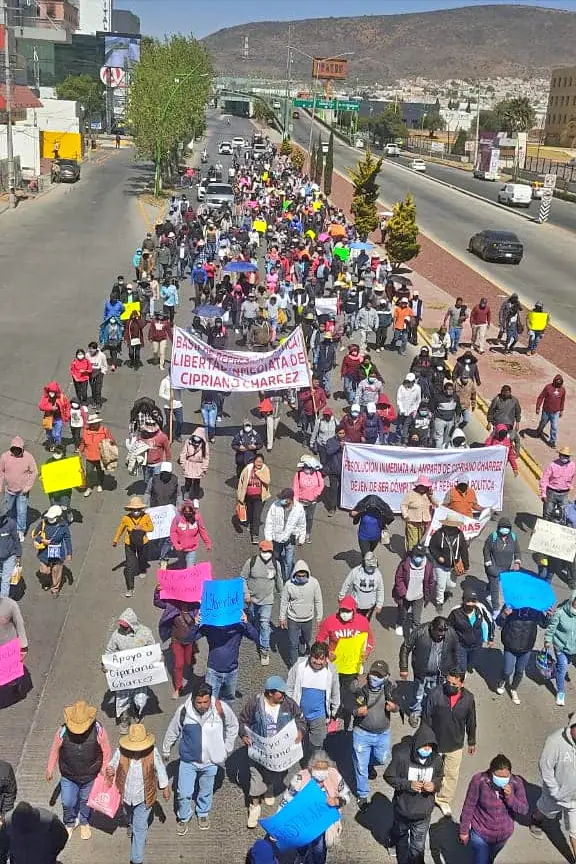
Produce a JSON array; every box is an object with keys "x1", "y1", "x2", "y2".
[
  {"x1": 0, "y1": 638, "x2": 24, "y2": 686},
  {"x1": 102, "y1": 643, "x2": 168, "y2": 691},
  {"x1": 146, "y1": 505, "x2": 176, "y2": 541},
  {"x1": 158, "y1": 562, "x2": 212, "y2": 603},
  {"x1": 200, "y1": 577, "x2": 244, "y2": 626},
  {"x1": 247, "y1": 719, "x2": 303, "y2": 772},
  {"x1": 529, "y1": 518, "x2": 576, "y2": 564}
]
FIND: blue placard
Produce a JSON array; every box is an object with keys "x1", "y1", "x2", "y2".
[
  {"x1": 260, "y1": 778, "x2": 340, "y2": 850},
  {"x1": 500, "y1": 569, "x2": 556, "y2": 612},
  {"x1": 200, "y1": 578, "x2": 244, "y2": 626}
]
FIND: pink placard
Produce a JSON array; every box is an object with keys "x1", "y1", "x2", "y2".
[
  {"x1": 0, "y1": 638, "x2": 24, "y2": 686},
  {"x1": 158, "y1": 562, "x2": 212, "y2": 603}
]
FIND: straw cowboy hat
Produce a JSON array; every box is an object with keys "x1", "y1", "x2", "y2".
[
  {"x1": 119, "y1": 723, "x2": 155, "y2": 752},
  {"x1": 63, "y1": 700, "x2": 97, "y2": 735},
  {"x1": 124, "y1": 496, "x2": 146, "y2": 510},
  {"x1": 441, "y1": 517, "x2": 463, "y2": 528}
]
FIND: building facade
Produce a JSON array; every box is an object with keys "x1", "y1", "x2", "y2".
[
  {"x1": 77, "y1": 0, "x2": 111, "y2": 34},
  {"x1": 544, "y1": 66, "x2": 576, "y2": 145},
  {"x1": 36, "y1": 0, "x2": 79, "y2": 33},
  {"x1": 111, "y1": 9, "x2": 140, "y2": 34}
]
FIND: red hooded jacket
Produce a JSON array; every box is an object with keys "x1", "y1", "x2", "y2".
[
  {"x1": 69, "y1": 357, "x2": 92, "y2": 383},
  {"x1": 484, "y1": 424, "x2": 518, "y2": 472},
  {"x1": 38, "y1": 382, "x2": 71, "y2": 422},
  {"x1": 317, "y1": 595, "x2": 374, "y2": 655}
]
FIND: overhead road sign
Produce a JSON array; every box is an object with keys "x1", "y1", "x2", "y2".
[{"x1": 292, "y1": 97, "x2": 360, "y2": 111}]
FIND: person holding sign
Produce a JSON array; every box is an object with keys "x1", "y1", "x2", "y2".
[
  {"x1": 162, "y1": 681, "x2": 239, "y2": 833},
  {"x1": 0, "y1": 595, "x2": 28, "y2": 693},
  {"x1": 482, "y1": 518, "x2": 522, "y2": 614},
  {"x1": 239, "y1": 675, "x2": 306, "y2": 828},
  {"x1": 103, "y1": 609, "x2": 155, "y2": 733},
  {"x1": 187, "y1": 609, "x2": 259, "y2": 703},
  {"x1": 280, "y1": 750, "x2": 351, "y2": 862}
]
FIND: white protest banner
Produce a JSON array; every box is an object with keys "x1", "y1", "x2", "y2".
[
  {"x1": 529, "y1": 518, "x2": 576, "y2": 563},
  {"x1": 247, "y1": 719, "x2": 303, "y2": 772},
  {"x1": 315, "y1": 297, "x2": 338, "y2": 317},
  {"x1": 341, "y1": 444, "x2": 507, "y2": 513},
  {"x1": 147, "y1": 504, "x2": 176, "y2": 541},
  {"x1": 170, "y1": 326, "x2": 310, "y2": 393},
  {"x1": 102, "y1": 643, "x2": 168, "y2": 692},
  {"x1": 424, "y1": 505, "x2": 492, "y2": 546}
]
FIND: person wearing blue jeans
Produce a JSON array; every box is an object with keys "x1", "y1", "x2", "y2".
[
  {"x1": 187, "y1": 615, "x2": 260, "y2": 702},
  {"x1": 350, "y1": 661, "x2": 396, "y2": 807},
  {"x1": 443, "y1": 298, "x2": 468, "y2": 354},
  {"x1": 200, "y1": 399, "x2": 218, "y2": 443},
  {"x1": 242, "y1": 542, "x2": 283, "y2": 665},
  {"x1": 273, "y1": 540, "x2": 295, "y2": 583},
  {"x1": 537, "y1": 410, "x2": 560, "y2": 446},
  {"x1": 107, "y1": 723, "x2": 170, "y2": 864},
  {"x1": 204, "y1": 667, "x2": 239, "y2": 702},
  {"x1": 49, "y1": 418, "x2": 64, "y2": 448},
  {"x1": 4, "y1": 491, "x2": 30, "y2": 538},
  {"x1": 0, "y1": 505, "x2": 21, "y2": 597},
  {"x1": 60, "y1": 777, "x2": 93, "y2": 830},
  {"x1": 143, "y1": 463, "x2": 161, "y2": 496},
  {"x1": 249, "y1": 603, "x2": 273, "y2": 655},
  {"x1": 162, "y1": 682, "x2": 239, "y2": 833},
  {"x1": 545, "y1": 590, "x2": 576, "y2": 707}
]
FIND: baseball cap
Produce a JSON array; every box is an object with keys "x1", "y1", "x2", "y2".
[
  {"x1": 259, "y1": 540, "x2": 273, "y2": 552},
  {"x1": 369, "y1": 660, "x2": 390, "y2": 677},
  {"x1": 264, "y1": 675, "x2": 287, "y2": 693}
]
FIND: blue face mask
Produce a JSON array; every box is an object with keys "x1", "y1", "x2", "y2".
[
  {"x1": 417, "y1": 747, "x2": 433, "y2": 759},
  {"x1": 368, "y1": 377, "x2": 376, "y2": 384},
  {"x1": 492, "y1": 774, "x2": 509, "y2": 789},
  {"x1": 499, "y1": 528, "x2": 511, "y2": 536},
  {"x1": 292, "y1": 576, "x2": 308, "y2": 585},
  {"x1": 411, "y1": 556, "x2": 424, "y2": 566},
  {"x1": 368, "y1": 675, "x2": 386, "y2": 690}
]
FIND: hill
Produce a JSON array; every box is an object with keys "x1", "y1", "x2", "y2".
[{"x1": 202, "y1": 5, "x2": 576, "y2": 81}]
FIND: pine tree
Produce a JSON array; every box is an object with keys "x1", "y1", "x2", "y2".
[
  {"x1": 291, "y1": 145, "x2": 305, "y2": 171},
  {"x1": 324, "y1": 130, "x2": 334, "y2": 196},
  {"x1": 280, "y1": 138, "x2": 293, "y2": 157},
  {"x1": 386, "y1": 193, "x2": 421, "y2": 269},
  {"x1": 347, "y1": 148, "x2": 383, "y2": 239},
  {"x1": 452, "y1": 128, "x2": 468, "y2": 156},
  {"x1": 314, "y1": 139, "x2": 324, "y2": 187}
]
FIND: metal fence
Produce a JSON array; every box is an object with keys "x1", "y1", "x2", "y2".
[
  {"x1": 525, "y1": 155, "x2": 576, "y2": 183},
  {"x1": 0, "y1": 157, "x2": 22, "y2": 192}
]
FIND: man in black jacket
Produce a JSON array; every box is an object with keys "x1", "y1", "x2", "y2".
[
  {"x1": 422, "y1": 669, "x2": 477, "y2": 818},
  {"x1": 322, "y1": 428, "x2": 346, "y2": 515},
  {"x1": 399, "y1": 617, "x2": 460, "y2": 728},
  {"x1": 0, "y1": 801, "x2": 68, "y2": 864},
  {"x1": 383, "y1": 725, "x2": 443, "y2": 864},
  {"x1": 0, "y1": 761, "x2": 16, "y2": 826},
  {"x1": 447, "y1": 587, "x2": 495, "y2": 673}
]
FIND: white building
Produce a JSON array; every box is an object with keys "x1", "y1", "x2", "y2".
[{"x1": 77, "y1": 0, "x2": 112, "y2": 34}]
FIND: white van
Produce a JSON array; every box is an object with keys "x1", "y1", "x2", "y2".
[
  {"x1": 384, "y1": 143, "x2": 400, "y2": 156},
  {"x1": 497, "y1": 183, "x2": 532, "y2": 208}
]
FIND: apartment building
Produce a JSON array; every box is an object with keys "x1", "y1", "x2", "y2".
[{"x1": 544, "y1": 66, "x2": 576, "y2": 144}]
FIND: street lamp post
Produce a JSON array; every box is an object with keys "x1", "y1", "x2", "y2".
[{"x1": 154, "y1": 66, "x2": 209, "y2": 198}]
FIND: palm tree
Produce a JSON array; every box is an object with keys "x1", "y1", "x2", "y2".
[{"x1": 496, "y1": 97, "x2": 535, "y2": 135}]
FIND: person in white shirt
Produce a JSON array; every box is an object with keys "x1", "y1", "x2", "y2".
[
  {"x1": 396, "y1": 373, "x2": 422, "y2": 445},
  {"x1": 159, "y1": 373, "x2": 184, "y2": 442},
  {"x1": 87, "y1": 341, "x2": 108, "y2": 410},
  {"x1": 264, "y1": 488, "x2": 306, "y2": 582},
  {"x1": 162, "y1": 682, "x2": 239, "y2": 833}
]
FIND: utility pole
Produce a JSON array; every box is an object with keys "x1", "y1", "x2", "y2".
[
  {"x1": 282, "y1": 24, "x2": 292, "y2": 140},
  {"x1": 472, "y1": 80, "x2": 481, "y2": 169},
  {"x1": 1, "y1": 0, "x2": 16, "y2": 209}
]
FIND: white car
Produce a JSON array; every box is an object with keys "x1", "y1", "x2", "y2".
[
  {"x1": 410, "y1": 159, "x2": 427, "y2": 172},
  {"x1": 218, "y1": 141, "x2": 233, "y2": 155},
  {"x1": 232, "y1": 137, "x2": 245, "y2": 148}
]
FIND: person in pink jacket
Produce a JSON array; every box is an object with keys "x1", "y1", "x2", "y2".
[
  {"x1": 539, "y1": 446, "x2": 576, "y2": 519},
  {"x1": 0, "y1": 436, "x2": 38, "y2": 539},
  {"x1": 293, "y1": 454, "x2": 325, "y2": 544},
  {"x1": 177, "y1": 426, "x2": 210, "y2": 500},
  {"x1": 169, "y1": 500, "x2": 211, "y2": 566}
]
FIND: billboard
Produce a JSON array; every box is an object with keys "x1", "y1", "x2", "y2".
[
  {"x1": 312, "y1": 57, "x2": 349, "y2": 80},
  {"x1": 103, "y1": 33, "x2": 141, "y2": 72}
]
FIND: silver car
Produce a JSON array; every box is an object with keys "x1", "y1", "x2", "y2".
[{"x1": 202, "y1": 182, "x2": 235, "y2": 210}]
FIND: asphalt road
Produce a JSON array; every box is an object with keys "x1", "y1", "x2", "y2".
[
  {"x1": 0, "y1": 116, "x2": 571, "y2": 864},
  {"x1": 291, "y1": 115, "x2": 576, "y2": 341}
]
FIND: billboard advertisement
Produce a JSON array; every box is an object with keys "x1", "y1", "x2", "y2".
[
  {"x1": 103, "y1": 33, "x2": 141, "y2": 72},
  {"x1": 312, "y1": 57, "x2": 349, "y2": 80}
]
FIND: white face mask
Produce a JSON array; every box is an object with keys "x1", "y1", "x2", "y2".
[
  {"x1": 339, "y1": 611, "x2": 353, "y2": 622},
  {"x1": 260, "y1": 552, "x2": 273, "y2": 562},
  {"x1": 312, "y1": 769, "x2": 329, "y2": 782}
]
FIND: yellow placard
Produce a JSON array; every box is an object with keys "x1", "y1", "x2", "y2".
[
  {"x1": 333, "y1": 632, "x2": 367, "y2": 675},
  {"x1": 40, "y1": 455, "x2": 85, "y2": 494},
  {"x1": 253, "y1": 218, "x2": 267, "y2": 233},
  {"x1": 120, "y1": 301, "x2": 141, "y2": 321}
]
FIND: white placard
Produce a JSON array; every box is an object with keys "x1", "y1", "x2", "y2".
[
  {"x1": 102, "y1": 643, "x2": 168, "y2": 691},
  {"x1": 314, "y1": 297, "x2": 338, "y2": 317},
  {"x1": 147, "y1": 504, "x2": 177, "y2": 540},
  {"x1": 341, "y1": 444, "x2": 507, "y2": 513},
  {"x1": 529, "y1": 518, "x2": 576, "y2": 563},
  {"x1": 170, "y1": 326, "x2": 310, "y2": 392},
  {"x1": 247, "y1": 719, "x2": 303, "y2": 772},
  {"x1": 424, "y1": 505, "x2": 492, "y2": 545}
]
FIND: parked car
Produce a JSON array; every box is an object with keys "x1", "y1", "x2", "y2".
[
  {"x1": 384, "y1": 143, "x2": 401, "y2": 157},
  {"x1": 218, "y1": 141, "x2": 233, "y2": 155},
  {"x1": 56, "y1": 159, "x2": 80, "y2": 183},
  {"x1": 410, "y1": 159, "x2": 426, "y2": 172},
  {"x1": 232, "y1": 136, "x2": 246, "y2": 148},
  {"x1": 203, "y1": 182, "x2": 235, "y2": 210},
  {"x1": 467, "y1": 229, "x2": 523, "y2": 264},
  {"x1": 473, "y1": 168, "x2": 498, "y2": 181},
  {"x1": 497, "y1": 182, "x2": 532, "y2": 208}
]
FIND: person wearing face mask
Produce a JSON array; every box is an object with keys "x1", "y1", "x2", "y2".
[
  {"x1": 339, "y1": 553, "x2": 384, "y2": 620},
  {"x1": 297, "y1": 379, "x2": 327, "y2": 444},
  {"x1": 232, "y1": 420, "x2": 264, "y2": 479},
  {"x1": 242, "y1": 541, "x2": 283, "y2": 667},
  {"x1": 447, "y1": 587, "x2": 494, "y2": 674},
  {"x1": 544, "y1": 590, "x2": 576, "y2": 707},
  {"x1": 536, "y1": 374, "x2": 566, "y2": 448},
  {"x1": 0, "y1": 437, "x2": 38, "y2": 542},
  {"x1": 531, "y1": 718, "x2": 576, "y2": 856},
  {"x1": 292, "y1": 455, "x2": 324, "y2": 544},
  {"x1": 431, "y1": 381, "x2": 461, "y2": 449},
  {"x1": 31, "y1": 505, "x2": 72, "y2": 597},
  {"x1": 487, "y1": 386, "x2": 521, "y2": 455},
  {"x1": 356, "y1": 370, "x2": 384, "y2": 409},
  {"x1": 399, "y1": 616, "x2": 460, "y2": 727},
  {"x1": 79, "y1": 414, "x2": 114, "y2": 497},
  {"x1": 443, "y1": 474, "x2": 482, "y2": 519},
  {"x1": 401, "y1": 475, "x2": 436, "y2": 552},
  {"x1": 279, "y1": 561, "x2": 323, "y2": 668},
  {"x1": 484, "y1": 424, "x2": 519, "y2": 476},
  {"x1": 469, "y1": 297, "x2": 491, "y2": 354},
  {"x1": 112, "y1": 497, "x2": 154, "y2": 598},
  {"x1": 281, "y1": 749, "x2": 351, "y2": 862},
  {"x1": 351, "y1": 494, "x2": 394, "y2": 557},
  {"x1": 178, "y1": 427, "x2": 210, "y2": 500},
  {"x1": 100, "y1": 316, "x2": 123, "y2": 372},
  {"x1": 453, "y1": 373, "x2": 476, "y2": 428},
  {"x1": 407, "y1": 401, "x2": 433, "y2": 447},
  {"x1": 168, "y1": 500, "x2": 211, "y2": 568},
  {"x1": 239, "y1": 676, "x2": 306, "y2": 828},
  {"x1": 395, "y1": 373, "x2": 422, "y2": 445},
  {"x1": 482, "y1": 517, "x2": 521, "y2": 613},
  {"x1": 103, "y1": 609, "x2": 156, "y2": 732},
  {"x1": 340, "y1": 345, "x2": 363, "y2": 405},
  {"x1": 310, "y1": 407, "x2": 336, "y2": 466},
  {"x1": 393, "y1": 545, "x2": 435, "y2": 638},
  {"x1": 539, "y1": 447, "x2": 576, "y2": 520},
  {"x1": 38, "y1": 382, "x2": 71, "y2": 452},
  {"x1": 313, "y1": 332, "x2": 336, "y2": 397},
  {"x1": 43, "y1": 446, "x2": 73, "y2": 525},
  {"x1": 321, "y1": 427, "x2": 347, "y2": 516},
  {"x1": 429, "y1": 517, "x2": 469, "y2": 612},
  {"x1": 422, "y1": 669, "x2": 477, "y2": 818},
  {"x1": 264, "y1": 489, "x2": 306, "y2": 583},
  {"x1": 162, "y1": 681, "x2": 239, "y2": 833},
  {"x1": 339, "y1": 403, "x2": 366, "y2": 444},
  {"x1": 103, "y1": 288, "x2": 125, "y2": 323},
  {"x1": 286, "y1": 641, "x2": 340, "y2": 754},
  {"x1": 430, "y1": 325, "x2": 451, "y2": 360},
  {"x1": 451, "y1": 427, "x2": 469, "y2": 449},
  {"x1": 0, "y1": 500, "x2": 21, "y2": 598},
  {"x1": 384, "y1": 725, "x2": 444, "y2": 863},
  {"x1": 85, "y1": 342, "x2": 107, "y2": 410},
  {"x1": 69, "y1": 400, "x2": 87, "y2": 453},
  {"x1": 495, "y1": 604, "x2": 549, "y2": 705},
  {"x1": 69, "y1": 350, "x2": 91, "y2": 404},
  {"x1": 460, "y1": 753, "x2": 528, "y2": 862},
  {"x1": 237, "y1": 454, "x2": 271, "y2": 544},
  {"x1": 350, "y1": 661, "x2": 398, "y2": 810}
]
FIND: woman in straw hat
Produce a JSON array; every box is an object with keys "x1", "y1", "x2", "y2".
[
  {"x1": 45, "y1": 700, "x2": 111, "y2": 840},
  {"x1": 31, "y1": 504, "x2": 72, "y2": 597},
  {"x1": 112, "y1": 497, "x2": 154, "y2": 598},
  {"x1": 106, "y1": 724, "x2": 169, "y2": 864}
]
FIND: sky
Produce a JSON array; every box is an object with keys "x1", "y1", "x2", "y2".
[{"x1": 121, "y1": 0, "x2": 576, "y2": 38}]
